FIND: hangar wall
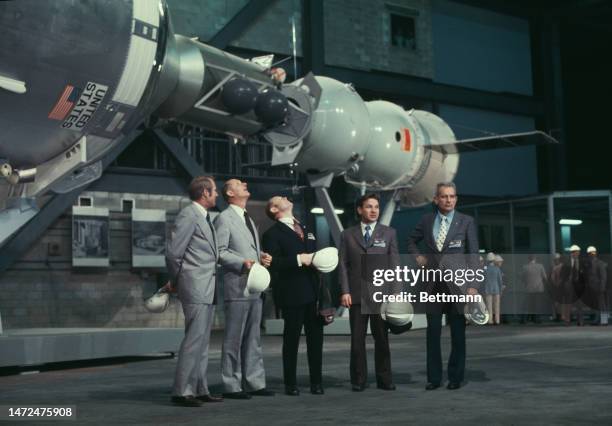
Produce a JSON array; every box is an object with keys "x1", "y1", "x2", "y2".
[{"x1": 431, "y1": 0, "x2": 538, "y2": 197}]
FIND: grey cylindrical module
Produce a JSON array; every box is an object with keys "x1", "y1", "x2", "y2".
[{"x1": 155, "y1": 36, "x2": 277, "y2": 137}]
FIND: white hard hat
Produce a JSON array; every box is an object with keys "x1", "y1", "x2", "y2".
[
  {"x1": 144, "y1": 289, "x2": 169, "y2": 313},
  {"x1": 486, "y1": 252, "x2": 496, "y2": 262},
  {"x1": 380, "y1": 300, "x2": 414, "y2": 326},
  {"x1": 244, "y1": 263, "x2": 270, "y2": 297},
  {"x1": 494, "y1": 255, "x2": 503, "y2": 262},
  {"x1": 587, "y1": 246, "x2": 597, "y2": 253},
  {"x1": 464, "y1": 298, "x2": 489, "y2": 325},
  {"x1": 569, "y1": 244, "x2": 581, "y2": 252},
  {"x1": 312, "y1": 247, "x2": 339, "y2": 273}
]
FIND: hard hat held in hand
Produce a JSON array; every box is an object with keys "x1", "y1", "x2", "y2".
[
  {"x1": 380, "y1": 300, "x2": 413, "y2": 334},
  {"x1": 380, "y1": 300, "x2": 414, "y2": 325},
  {"x1": 244, "y1": 263, "x2": 271, "y2": 297},
  {"x1": 144, "y1": 289, "x2": 170, "y2": 313},
  {"x1": 312, "y1": 247, "x2": 339, "y2": 273},
  {"x1": 464, "y1": 299, "x2": 489, "y2": 325}
]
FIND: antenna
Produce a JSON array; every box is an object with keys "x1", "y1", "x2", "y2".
[{"x1": 291, "y1": 15, "x2": 298, "y2": 80}]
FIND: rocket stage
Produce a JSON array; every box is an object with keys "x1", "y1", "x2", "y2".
[{"x1": 1, "y1": 324, "x2": 610, "y2": 425}]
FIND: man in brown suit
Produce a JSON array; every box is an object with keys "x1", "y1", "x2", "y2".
[{"x1": 338, "y1": 193, "x2": 400, "y2": 392}]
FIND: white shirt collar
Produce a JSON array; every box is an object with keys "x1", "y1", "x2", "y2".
[
  {"x1": 229, "y1": 204, "x2": 246, "y2": 222},
  {"x1": 279, "y1": 216, "x2": 297, "y2": 229},
  {"x1": 361, "y1": 221, "x2": 376, "y2": 235},
  {"x1": 192, "y1": 201, "x2": 208, "y2": 218}
]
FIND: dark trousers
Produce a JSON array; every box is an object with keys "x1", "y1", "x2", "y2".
[
  {"x1": 349, "y1": 305, "x2": 392, "y2": 386},
  {"x1": 281, "y1": 302, "x2": 323, "y2": 387},
  {"x1": 426, "y1": 311, "x2": 466, "y2": 385}
]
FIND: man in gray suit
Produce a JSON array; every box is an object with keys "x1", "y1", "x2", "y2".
[
  {"x1": 215, "y1": 179, "x2": 275, "y2": 399},
  {"x1": 338, "y1": 193, "x2": 399, "y2": 392},
  {"x1": 166, "y1": 176, "x2": 223, "y2": 407}
]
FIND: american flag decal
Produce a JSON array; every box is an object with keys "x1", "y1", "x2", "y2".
[{"x1": 48, "y1": 85, "x2": 80, "y2": 120}]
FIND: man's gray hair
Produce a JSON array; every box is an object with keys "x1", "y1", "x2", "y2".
[{"x1": 435, "y1": 181, "x2": 457, "y2": 196}]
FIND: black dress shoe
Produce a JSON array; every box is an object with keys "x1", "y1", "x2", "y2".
[
  {"x1": 447, "y1": 382, "x2": 461, "y2": 390},
  {"x1": 171, "y1": 396, "x2": 203, "y2": 407},
  {"x1": 197, "y1": 394, "x2": 224, "y2": 403},
  {"x1": 310, "y1": 384, "x2": 324, "y2": 395},
  {"x1": 377, "y1": 383, "x2": 396, "y2": 391},
  {"x1": 248, "y1": 388, "x2": 275, "y2": 396},
  {"x1": 352, "y1": 384, "x2": 366, "y2": 392},
  {"x1": 222, "y1": 391, "x2": 252, "y2": 400},
  {"x1": 284, "y1": 386, "x2": 300, "y2": 396},
  {"x1": 425, "y1": 383, "x2": 440, "y2": 391}
]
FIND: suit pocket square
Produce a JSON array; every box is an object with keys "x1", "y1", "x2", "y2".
[{"x1": 307, "y1": 233, "x2": 316, "y2": 240}]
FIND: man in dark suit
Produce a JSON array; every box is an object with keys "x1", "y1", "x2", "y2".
[
  {"x1": 407, "y1": 182, "x2": 480, "y2": 391},
  {"x1": 585, "y1": 246, "x2": 608, "y2": 325},
  {"x1": 338, "y1": 193, "x2": 399, "y2": 392},
  {"x1": 560, "y1": 245, "x2": 588, "y2": 325},
  {"x1": 261, "y1": 196, "x2": 324, "y2": 396},
  {"x1": 166, "y1": 176, "x2": 223, "y2": 406}
]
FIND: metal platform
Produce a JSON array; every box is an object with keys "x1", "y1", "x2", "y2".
[{"x1": 0, "y1": 328, "x2": 183, "y2": 368}]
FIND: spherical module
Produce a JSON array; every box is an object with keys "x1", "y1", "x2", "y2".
[
  {"x1": 221, "y1": 78, "x2": 258, "y2": 114},
  {"x1": 254, "y1": 88, "x2": 289, "y2": 125}
]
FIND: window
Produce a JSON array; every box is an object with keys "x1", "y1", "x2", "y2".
[
  {"x1": 122, "y1": 198, "x2": 135, "y2": 213},
  {"x1": 390, "y1": 13, "x2": 416, "y2": 50}
]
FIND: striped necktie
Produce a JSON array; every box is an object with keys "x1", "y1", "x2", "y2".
[
  {"x1": 436, "y1": 216, "x2": 448, "y2": 252},
  {"x1": 364, "y1": 225, "x2": 372, "y2": 245}
]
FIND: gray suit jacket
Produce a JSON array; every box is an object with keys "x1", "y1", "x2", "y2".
[
  {"x1": 215, "y1": 206, "x2": 262, "y2": 301},
  {"x1": 166, "y1": 203, "x2": 218, "y2": 305},
  {"x1": 338, "y1": 223, "x2": 400, "y2": 304}
]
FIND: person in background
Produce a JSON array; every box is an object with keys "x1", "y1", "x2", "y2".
[
  {"x1": 484, "y1": 252, "x2": 503, "y2": 325},
  {"x1": 586, "y1": 246, "x2": 608, "y2": 326},
  {"x1": 521, "y1": 255, "x2": 547, "y2": 324},
  {"x1": 549, "y1": 254, "x2": 564, "y2": 322},
  {"x1": 560, "y1": 245, "x2": 587, "y2": 326}
]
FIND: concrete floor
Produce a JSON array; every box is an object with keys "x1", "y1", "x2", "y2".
[{"x1": 1, "y1": 324, "x2": 611, "y2": 425}]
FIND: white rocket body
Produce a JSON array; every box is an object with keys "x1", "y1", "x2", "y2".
[{"x1": 293, "y1": 77, "x2": 459, "y2": 205}]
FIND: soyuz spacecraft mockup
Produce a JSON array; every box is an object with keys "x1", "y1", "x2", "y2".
[{"x1": 0, "y1": 0, "x2": 556, "y2": 245}]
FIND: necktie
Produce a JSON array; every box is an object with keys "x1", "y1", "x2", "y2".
[
  {"x1": 244, "y1": 211, "x2": 257, "y2": 245},
  {"x1": 292, "y1": 220, "x2": 304, "y2": 241},
  {"x1": 206, "y1": 212, "x2": 216, "y2": 248},
  {"x1": 436, "y1": 216, "x2": 448, "y2": 252},
  {"x1": 364, "y1": 225, "x2": 371, "y2": 245}
]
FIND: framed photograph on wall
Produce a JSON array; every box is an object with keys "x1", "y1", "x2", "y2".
[
  {"x1": 72, "y1": 206, "x2": 110, "y2": 267},
  {"x1": 132, "y1": 208, "x2": 166, "y2": 268}
]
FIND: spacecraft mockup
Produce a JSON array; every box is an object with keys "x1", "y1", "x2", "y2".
[{"x1": 0, "y1": 0, "x2": 556, "y2": 245}]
